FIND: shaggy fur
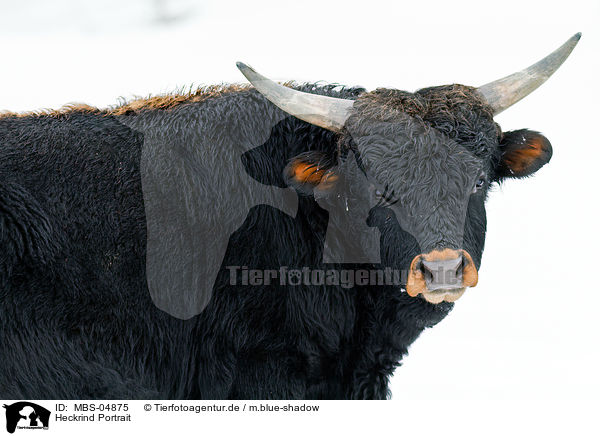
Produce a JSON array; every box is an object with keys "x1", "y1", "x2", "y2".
[{"x1": 0, "y1": 82, "x2": 551, "y2": 399}]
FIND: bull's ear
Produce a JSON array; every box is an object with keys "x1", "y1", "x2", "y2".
[
  {"x1": 496, "y1": 129, "x2": 552, "y2": 178},
  {"x1": 284, "y1": 151, "x2": 340, "y2": 195}
]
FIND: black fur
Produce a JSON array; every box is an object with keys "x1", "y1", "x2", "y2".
[{"x1": 0, "y1": 83, "x2": 549, "y2": 399}]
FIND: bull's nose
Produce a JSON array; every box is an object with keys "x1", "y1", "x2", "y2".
[
  {"x1": 406, "y1": 249, "x2": 479, "y2": 303},
  {"x1": 421, "y1": 256, "x2": 463, "y2": 290}
]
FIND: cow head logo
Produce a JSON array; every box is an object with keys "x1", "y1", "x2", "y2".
[{"x1": 3, "y1": 402, "x2": 50, "y2": 434}]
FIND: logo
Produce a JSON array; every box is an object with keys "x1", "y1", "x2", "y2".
[{"x1": 3, "y1": 402, "x2": 50, "y2": 434}]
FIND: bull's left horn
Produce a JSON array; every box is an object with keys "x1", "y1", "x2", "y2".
[
  {"x1": 236, "y1": 62, "x2": 354, "y2": 132},
  {"x1": 477, "y1": 33, "x2": 581, "y2": 115}
]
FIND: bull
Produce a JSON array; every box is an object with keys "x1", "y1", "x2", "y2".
[{"x1": 0, "y1": 34, "x2": 579, "y2": 399}]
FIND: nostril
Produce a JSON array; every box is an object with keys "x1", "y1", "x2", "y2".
[
  {"x1": 456, "y1": 256, "x2": 465, "y2": 274},
  {"x1": 419, "y1": 260, "x2": 434, "y2": 283},
  {"x1": 455, "y1": 256, "x2": 464, "y2": 285}
]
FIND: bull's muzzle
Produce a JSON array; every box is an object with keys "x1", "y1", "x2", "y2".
[{"x1": 407, "y1": 248, "x2": 478, "y2": 304}]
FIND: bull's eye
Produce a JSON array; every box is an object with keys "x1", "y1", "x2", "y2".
[{"x1": 473, "y1": 174, "x2": 486, "y2": 193}]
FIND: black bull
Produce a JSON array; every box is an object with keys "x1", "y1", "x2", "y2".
[{"x1": 0, "y1": 36, "x2": 578, "y2": 399}]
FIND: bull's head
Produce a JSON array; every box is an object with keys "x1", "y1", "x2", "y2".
[{"x1": 237, "y1": 34, "x2": 579, "y2": 304}]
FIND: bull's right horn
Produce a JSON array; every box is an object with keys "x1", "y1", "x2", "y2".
[{"x1": 477, "y1": 33, "x2": 581, "y2": 115}]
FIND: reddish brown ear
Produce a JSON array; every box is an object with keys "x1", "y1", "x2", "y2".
[
  {"x1": 497, "y1": 129, "x2": 552, "y2": 178},
  {"x1": 284, "y1": 151, "x2": 339, "y2": 194}
]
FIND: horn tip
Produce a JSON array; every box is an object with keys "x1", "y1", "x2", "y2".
[
  {"x1": 563, "y1": 32, "x2": 582, "y2": 54},
  {"x1": 236, "y1": 62, "x2": 255, "y2": 74}
]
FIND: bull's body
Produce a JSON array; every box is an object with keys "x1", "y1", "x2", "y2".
[
  {"x1": 0, "y1": 86, "x2": 450, "y2": 399},
  {"x1": 0, "y1": 32, "x2": 579, "y2": 398}
]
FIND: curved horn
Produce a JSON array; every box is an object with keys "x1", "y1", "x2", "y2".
[
  {"x1": 477, "y1": 33, "x2": 581, "y2": 115},
  {"x1": 236, "y1": 62, "x2": 354, "y2": 132}
]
